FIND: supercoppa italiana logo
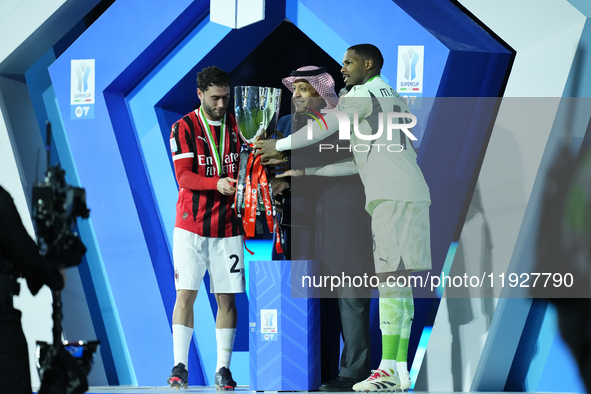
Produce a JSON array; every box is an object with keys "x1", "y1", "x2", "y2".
[
  {"x1": 304, "y1": 108, "x2": 418, "y2": 153},
  {"x1": 75, "y1": 62, "x2": 91, "y2": 93}
]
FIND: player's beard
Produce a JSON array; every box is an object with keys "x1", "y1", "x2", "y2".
[{"x1": 202, "y1": 100, "x2": 225, "y2": 121}]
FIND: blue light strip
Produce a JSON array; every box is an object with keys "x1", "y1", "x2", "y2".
[
  {"x1": 409, "y1": 325, "x2": 432, "y2": 389},
  {"x1": 524, "y1": 304, "x2": 557, "y2": 391},
  {"x1": 436, "y1": 242, "x2": 458, "y2": 298}
]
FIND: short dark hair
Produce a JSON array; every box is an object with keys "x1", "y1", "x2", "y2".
[
  {"x1": 348, "y1": 44, "x2": 384, "y2": 70},
  {"x1": 197, "y1": 66, "x2": 231, "y2": 92}
]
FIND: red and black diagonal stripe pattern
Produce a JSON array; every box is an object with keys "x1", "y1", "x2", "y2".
[{"x1": 171, "y1": 110, "x2": 242, "y2": 238}]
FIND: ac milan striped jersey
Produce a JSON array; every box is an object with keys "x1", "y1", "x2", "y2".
[{"x1": 170, "y1": 109, "x2": 242, "y2": 237}]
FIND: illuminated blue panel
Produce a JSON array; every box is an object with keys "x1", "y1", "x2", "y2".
[
  {"x1": 285, "y1": 1, "x2": 350, "y2": 71},
  {"x1": 48, "y1": 0, "x2": 200, "y2": 385},
  {"x1": 43, "y1": 86, "x2": 123, "y2": 384},
  {"x1": 291, "y1": 0, "x2": 448, "y2": 97},
  {"x1": 536, "y1": 326, "x2": 586, "y2": 392}
]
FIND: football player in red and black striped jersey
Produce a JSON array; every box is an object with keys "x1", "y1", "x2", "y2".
[{"x1": 167, "y1": 66, "x2": 243, "y2": 391}]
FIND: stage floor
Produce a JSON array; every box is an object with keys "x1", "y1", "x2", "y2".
[
  {"x1": 85, "y1": 387, "x2": 251, "y2": 393},
  {"x1": 83, "y1": 388, "x2": 416, "y2": 394},
  {"x1": 84, "y1": 388, "x2": 324, "y2": 393},
  {"x1": 64, "y1": 388, "x2": 528, "y2": 394},
  {"x1": 38, "y1": 387, "x2": 251, "y2": 394}
]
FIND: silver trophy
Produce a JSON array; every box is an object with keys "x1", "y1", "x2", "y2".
[
  {"x1": 233, "y1": 86, "x2": 282, "y2": 241},
  {"x1": 234, "y1": 86, "x2": 282, "y2": 144}
]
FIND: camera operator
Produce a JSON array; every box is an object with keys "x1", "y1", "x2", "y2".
[{"x1": 0, "y1": 185, "x2": 65, "y2": 394}]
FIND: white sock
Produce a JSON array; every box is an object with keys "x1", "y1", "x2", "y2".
[
  {"x1": 216, "y1": 328, "x2": 236, "y2": 372},
  {"x1": 378, "y1": 359, "x2": 398, "y2": 377},
  {"x1": 173, "y1": 324, "x2": 193, "y2": 367},
  {"x1": 397, "y1": 362, "x2": 408, "y2": 377}
]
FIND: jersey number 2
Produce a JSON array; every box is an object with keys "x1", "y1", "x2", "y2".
[{"x1": 229, "y1": 254, "x2": 241, "y2": 273}]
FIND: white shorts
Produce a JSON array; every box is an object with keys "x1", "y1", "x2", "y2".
[
  {"x1": 372, "y1": 200, "x2": 431, "y2": 274},
  {"x1": 173, "y1": 228, "x2": 245, "y2": 293}
]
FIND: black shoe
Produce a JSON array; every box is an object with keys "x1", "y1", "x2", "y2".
[
  {"x1": 215, "y1": 366, "x2": 237, "y2": 391},
  {"x1": 319, "y1": 376, "x2": 357, "y2": 391},
  {"x1": 167, "y1": 362, "x2": 189, "y2": 390}
]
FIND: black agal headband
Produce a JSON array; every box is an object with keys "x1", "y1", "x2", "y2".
[{"x1": 289, "y1": 66, "x2": 327, "y2": 77}]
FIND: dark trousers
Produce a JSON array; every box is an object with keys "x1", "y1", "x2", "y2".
[
  {"x1": 315, "y1": 180, "x2": 374, "y2": 382},
  {"x1": 0, "y1": 308, "x2": 32, "y2": 394},
  {"x1": 321, "y1": 297, "x2": 372, "y2": 381}
]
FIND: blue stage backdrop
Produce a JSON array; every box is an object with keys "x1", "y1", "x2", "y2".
[{"x1": 43, "y1": 0, "x2": 513, "y2": 386}]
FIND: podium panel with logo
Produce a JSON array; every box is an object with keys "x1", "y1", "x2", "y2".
[{"x1": 249, "y1": 260, "x2": 320, "y2": 391}]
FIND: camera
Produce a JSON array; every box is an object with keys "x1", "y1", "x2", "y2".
[
  {"x1": 29, "y1": 122, "x2": 97, "y2": 394},
  {"x1": 31, "y1": 164, "x2": 89, "y2": 268}
]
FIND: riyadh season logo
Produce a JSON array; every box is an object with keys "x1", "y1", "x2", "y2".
[{"x1": 305, "y1": 108, "x2": 418, "y2": 153}]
